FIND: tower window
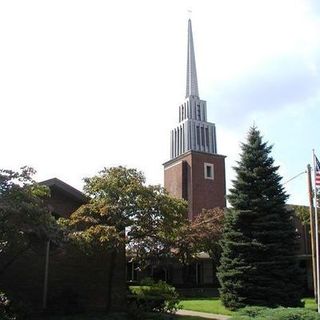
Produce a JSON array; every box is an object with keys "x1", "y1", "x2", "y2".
[
  {"x1": 197, "y1": 105, "x2": 201, "y2": 120},
  {"x1": 201, "y1": 127, "x2": 205, "y2": 147},
  {"x1": 204, "y1": 163, "x2": 214, "y2": 180},
  {"x1": 205, "y1": 128, "x2": 209, "y2": 147},
  {"x1": 196, "y1": 126, "x2": 200, "y2": 145}
]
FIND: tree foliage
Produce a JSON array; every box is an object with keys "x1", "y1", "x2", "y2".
[
  {"x1": 192, "y1": 208, "x2": 224, "y2": 262},
  {"x1": 60, "y1": 166, "x2": 188, "y2": 311},
  {"x1": 218, "y1": 127, "x2": 302, "y2": 310},
  {"x1": 294, "y1": 205, "x2": 310, "y2": 225},
  {"x1": 173, "y1": 208, "x2": 224, "y2": 265},
  {"x1": 0, "y1": 166, "x2": 60, "y2": 275},
  {"x1": 169, "y1": 207, "x2": 224, "y2": 286},
  {"x1": 127, "y1": 184, "x2": 188, "y2": 265},
  {"x1": 60, "y1": 166, "x2": 188, "y2": 259}
]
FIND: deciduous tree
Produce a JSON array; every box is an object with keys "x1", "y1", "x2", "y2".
[
  {"x1": 173, "y1": 208, "x2": 224, "y2": 285},
  {"x1": 0, "y1": 167, "x2": 60, "y2": 275},
  {"x1": 61, "y1": 166, "x2": 187, "y2": 311}
]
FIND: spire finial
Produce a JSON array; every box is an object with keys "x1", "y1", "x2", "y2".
[{"x1": 186, "y1": 18, "x2": 199, "y2": 98}]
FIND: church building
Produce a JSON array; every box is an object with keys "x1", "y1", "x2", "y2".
[{"x1": 163, "y1": 19, "x2": 226, "y2": 220}]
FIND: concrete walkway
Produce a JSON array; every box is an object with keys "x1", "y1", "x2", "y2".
[{"x1": 176, "y1": 309, "x2": 231, "y2": 320}]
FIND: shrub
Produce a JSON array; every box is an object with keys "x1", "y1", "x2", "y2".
[
  {"x1": 140, "y1": 278, "x2": 155, "y2": 286},
  {"x1": 231, "y1": 306, "x2": 320, "y2": 320},
  {"x1": 128, "y1": 280, "x2": 180, "y2": 318},
  {"x1": 0, "y1": 292, "x2": 16, "y2": 320}
]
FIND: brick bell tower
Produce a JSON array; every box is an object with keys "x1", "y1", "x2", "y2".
[{"x1": 163, "y1": 19, "x2": 226, "y2": 220}]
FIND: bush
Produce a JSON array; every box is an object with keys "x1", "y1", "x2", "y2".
[
  {"x1": 128, "y1": 280, "x2": 180, "y2": 318},
  {"x1": 140, "y1": 278, "x2": 155, "y2": 286},
  {"x1": 231, "y1": 306, "x2": 320, "y2": 320},
  {"x1": 0, "y1": 292, "x2": 16, "y2": 320}
]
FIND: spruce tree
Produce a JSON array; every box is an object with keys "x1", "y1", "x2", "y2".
[{"x1": 217, "y1": 126, "x2": 302, "y2": 310}]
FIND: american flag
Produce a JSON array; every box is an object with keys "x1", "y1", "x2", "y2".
[{"x1": 316, "y1": 155, "x2": 320, "y2": 188}]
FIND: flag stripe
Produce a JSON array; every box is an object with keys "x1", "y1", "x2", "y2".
[{"x1": 316, "y1": 155, "x2": 320, "y2": 187}]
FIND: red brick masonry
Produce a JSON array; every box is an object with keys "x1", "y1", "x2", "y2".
[{"x1": 164, "y1": 150, "x2": 226, "y2": 220}]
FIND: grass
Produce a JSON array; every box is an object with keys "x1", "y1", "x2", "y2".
[
  {"x1": 42, "y1": 315, "x2": 204, "y2": 320},
  {"x1": 179, "y1": 297, "x2": 233, "y2": 316},
  {"x1": 40, "y1": 297, "x2": 318, "y2": 319},
  {"x1": 303, "y1": 297, "x2": 317, "y2": 311},
  {"x1": 176, "y1": 317, "x2": 207, "y2": 320},
  {"x1": 179, "y1": 297, "x2": 318, "y2": 316}
]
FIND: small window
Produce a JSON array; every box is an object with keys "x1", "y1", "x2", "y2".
[
  {"x1": 201, "y1": 127, "x2": 205, "y2": 147},
  {"x1": 197, "y1": 105, "x2": 201, "y2": 120},
  {"x1": 204, "y1": 163, "x2": 214, "y2": 180},
  {"x1": 205, "y1": 128, "x2": 209, "y2": 147},
  {"x1": 196, "y1": 126, "x2": 200, "y2": 145}
]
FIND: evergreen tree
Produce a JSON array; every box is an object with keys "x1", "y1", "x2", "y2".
[{"x1": 217, "y1": 126, "x2": 302, "y2": 310}]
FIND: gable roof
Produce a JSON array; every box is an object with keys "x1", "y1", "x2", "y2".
[{"x1": 41, "y1": 178, "x2": 87, "y2": 203}]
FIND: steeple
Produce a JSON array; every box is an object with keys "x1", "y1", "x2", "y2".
[
  {"x1": 164, "y1": 18, "x2": 226, "y2": 222},
  {"x1": 168, "y1": 19, "x2": 217, "y2": 159},
  {"x1": 186, "y1": 19, "x2": 199, "y2": 98}
]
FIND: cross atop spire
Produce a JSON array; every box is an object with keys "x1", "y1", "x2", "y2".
[{"x1": 186, "y1": 18, "x2": 199, "y2": 98}]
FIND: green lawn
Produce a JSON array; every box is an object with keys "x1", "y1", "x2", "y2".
[
  {"x1": 43, "y1": 315, "x2": 204, "y2": 320},
  {"x1": 41, "y1": 297, "x2": 318, "y2": 319},
  {"x1": 179, "y1": 297, "x2": 233, "y2": 316},
  {"x1": 175, "y1": 316, "x2": 208, "y2": 320},
  {"x1": 179, "y1": 297, "x2": 318, "y2": 316},
  {"x1": 303, "y1": 297, "x2": 317, "y2": 311}
]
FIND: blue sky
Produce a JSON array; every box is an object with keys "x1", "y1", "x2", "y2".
[{"x1": 1, "y1": 0, "x2": 319, "y2": 205}]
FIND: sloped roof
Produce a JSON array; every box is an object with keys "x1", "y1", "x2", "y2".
[{"x1": 41, "y1": 177, "x2": 87, "y2": 203}]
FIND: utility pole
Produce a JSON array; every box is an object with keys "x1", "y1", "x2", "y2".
[
  {"x1": 42, "y1": 240, "x2": 50, "y2": 310},
  {"x1": 307, "y1": 164, "x2": 317, "y2": 300}
]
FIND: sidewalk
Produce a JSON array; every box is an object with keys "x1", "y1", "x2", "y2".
[{"x1": 176, "y1": 309, "x2": 231, "y2": 320}]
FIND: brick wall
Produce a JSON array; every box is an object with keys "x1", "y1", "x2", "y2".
[
  {"x1": 164, "y1": 150, "x2": 226, "y2": 220},
  {"x1": 164, "y1": 161, "x2": 184, "y2": 199},
  {"x1": 189, "y1": 152, "x2": 226, "y2": 218}
]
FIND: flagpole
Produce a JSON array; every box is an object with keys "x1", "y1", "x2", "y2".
[
  {"x1": 313, "y1": 149, "x2": 320, "y2": 313},
  {"x1": 307, "y1": 164, "x2": 317, "y2": 300}
]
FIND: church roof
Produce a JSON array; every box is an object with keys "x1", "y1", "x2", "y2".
[{"x1": 41, "y1": 177, "x2": 87, "y2": 203}]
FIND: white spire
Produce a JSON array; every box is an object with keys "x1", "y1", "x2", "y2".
[
  {"x1": 186, "y1": 19, "x2": 199, "y2": 98},
  {"x1": 169, "y1": 19, "x2": 217, "y2": 159}
]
